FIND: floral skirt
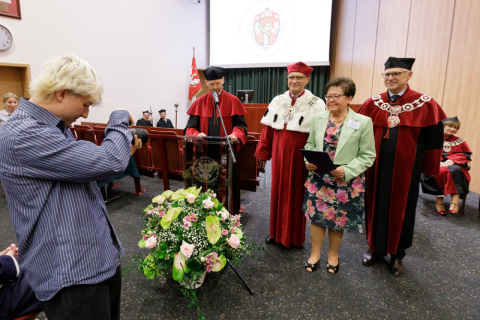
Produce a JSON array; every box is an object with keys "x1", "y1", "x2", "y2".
[{"x1": 303, "y1": 172, "x2": 366, "y2": 232}]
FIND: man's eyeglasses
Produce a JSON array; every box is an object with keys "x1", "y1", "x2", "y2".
[
  {"x1": 382, "y1": 71, "x2": 410, "y2": 79},
  {"x1": 324, "y1": 95, "x2": 345, "y2": 101},
  {"x1": 287, "y1": 76, "x2": 307, "y2": 81}
]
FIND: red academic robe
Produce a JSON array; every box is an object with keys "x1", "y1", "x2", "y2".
[
  {"x1": 255, "y1": 90, "x2": 318, "y2": 247},
  {"x1": 185, "y1": 90, "x2": 247, "y2": 148},
  {"x1": 357, "y1": 85, "x2": 446, "y2": 257},
  {"x1": 185, "y1": 90, "x2": 247, "y2": 215},
  {"x1": 422, "y1": 135, "x2": 472, "y2": 195}
]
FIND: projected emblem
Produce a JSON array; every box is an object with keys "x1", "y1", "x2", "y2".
[{"x1": 253, "y1": 8, "x2": 280, "y2": 49}]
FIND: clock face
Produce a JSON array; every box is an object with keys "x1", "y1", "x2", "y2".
[{"x1": 0, "y1": 24, "x2": 13, "y2": 51}]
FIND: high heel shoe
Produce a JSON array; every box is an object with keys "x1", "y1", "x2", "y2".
[
  {"x1": 435, "y1": 201, "x2": 446, "y2": 216},
  {"x1": 449, "y1": 202, "x2": 459, "y2": 214},
  {"x1": 326, "y1": 259, "x2": 340, "y2": 274},
  {"x1": 305, "y1": 260, "x2": 319, "y2": 272}
]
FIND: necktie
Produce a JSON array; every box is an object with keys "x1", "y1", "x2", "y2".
[{"x1": 390, "y1": 94, "x2": 399, "y2": 103}]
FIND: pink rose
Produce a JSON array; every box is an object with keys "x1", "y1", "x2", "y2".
[
  {"x1": 146, "y1": 209, "x2": 155, "y2": 216},
  {"x1": 335, "y1": 216, "x2": 348, "y2": 227},
  {"x1": 227, "y1": 234, "x2": 240, "y2": 248},
  {"x1": 323, "y1": 177, "x2": 333, "y2": 185},
  {"x1": 158, "y1": 211, "x2": 166, "y2": 217},
  {"x1": 186, "y1": 193, "x2": 196, "y2": 204},
  {"x1": 336, "y1": 189, "x2": 349, "y2": 204},
  {"x1": 180, "y1": 240, "x2": 195, "y2": 259},
  {"x1": 308, "y1": 183, "x2": 318, "y2": 194},
  {"x1": 219, "y1": 210, "x2": 229, "y2": 222},
  {"x1": 203, "y1": 199, "x2": 214, "y2": 209},
  {"x1": 145, "y1": 236, "x2": 157, "y2": 249},
  {"x1": 222, "y1": 229, "x2": 228, "y2": 236},
  {"x1": 211, "y1": 193, "x2": 217, "y2": 198},
  {"x1": 316, "y1": 199, "x2": 327, "y2": 212},
  {"x1": 235, "y1": 220, "x2": 241, "y2": 228},
  {"x1": 323, "y1": 207, "x2": 336, "y2": 221},
  {"x1": 306, "y1": 200, "x2": 315, "y2": 217},
  {"x1": 156, "y1": 196, "x2": 165, "y2": 205},
  {"x1": 304, "y1": 179, "x2": 310, "y2": 189}
]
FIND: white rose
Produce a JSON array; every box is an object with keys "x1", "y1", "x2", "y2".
[
  {"x1": 180, "y1": 240, "x2": 195, "y2": 259},
  {"x1": 186, "y1": 193, "x2": 196, "y2": 204}
]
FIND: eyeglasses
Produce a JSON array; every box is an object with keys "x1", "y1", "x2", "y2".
[
  {"x1": 324, "y1": 95, "x2": 346, "y2": 101},
  {"x1": 382, "y1": 71, "x2": 410, "y2": 79},
  {"x1": 287, "y1": 76, "x2": 307, "y2": 81}
]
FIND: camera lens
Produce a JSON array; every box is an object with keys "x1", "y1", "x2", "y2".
[{"x1": 129, "y1": 128, "x2": 148, "y2": 145}]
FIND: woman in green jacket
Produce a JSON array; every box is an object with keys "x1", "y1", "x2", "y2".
[{"x1": 303, "y1": 77, "x2": 376, "y2": 274}]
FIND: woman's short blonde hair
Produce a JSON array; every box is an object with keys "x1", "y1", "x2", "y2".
[
  {"x1": 3, "y1": 93, "x2": 19, "y2": 103},
  {"x1": 29, "y1": 53, "x2": 103, "y2": 105}
]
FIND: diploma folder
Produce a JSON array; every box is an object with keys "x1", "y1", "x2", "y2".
[{"x1": 300, "y1": 149, "x2": 337, "y2": 176}]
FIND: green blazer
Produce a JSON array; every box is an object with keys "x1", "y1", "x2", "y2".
[{"x1": 305, "y1": 108, "x2": 376, "y2": 181}]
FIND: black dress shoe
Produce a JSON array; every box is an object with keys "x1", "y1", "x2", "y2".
[
  {"x1": 265, "y1": 236, "x2": 276, "y2": 244},
  {"x1": 389, "y1": 258, "x2": 404, "y2": 277},
  {"x1": 362, "y1": 249, "x2": 377, "y2": 266}
]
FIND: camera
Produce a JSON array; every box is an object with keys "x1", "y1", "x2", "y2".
[{"x1": 129, "y1": 128, "x2": 149, "y2": 145}]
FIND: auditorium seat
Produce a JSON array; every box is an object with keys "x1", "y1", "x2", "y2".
[
  {"x1": 149, "y1": 133, "x2": 184, "y2": 190},
  {"x1": 73, "y1": 125, "x2": 97, "y2": 144}
]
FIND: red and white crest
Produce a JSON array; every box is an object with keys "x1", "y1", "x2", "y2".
[{"x1": 253, "y1": 8, "x2": 280, "y2": 49}]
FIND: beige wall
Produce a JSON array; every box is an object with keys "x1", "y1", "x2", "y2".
[{"x1": 331, "y1": 0, "x2": 480, "y2": 193}]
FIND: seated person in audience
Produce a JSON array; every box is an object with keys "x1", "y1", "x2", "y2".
[
  {"x1": 421, "y1": 116, "x2": 472, "y2": 215},
  {"x1": 0, "y1": 243, "x2": 43, "y2": 320},
  {"x1": 0, "y1": 93, "x2": 19, "y2": 129},
  {"x1": 156, "y1": 109, "x2": 174, "y2": 128},
  {"x1": 136, "y1": 110, "x2": 153, "y2": 126}
]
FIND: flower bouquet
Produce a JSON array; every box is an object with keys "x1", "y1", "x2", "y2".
[{"x1": 137, "y1": 187, "x2": 254, "y2": 316}]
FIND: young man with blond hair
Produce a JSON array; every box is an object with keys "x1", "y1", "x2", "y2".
[{"x1": 0, "y1": 53, "x2": 140, "y2": 319}]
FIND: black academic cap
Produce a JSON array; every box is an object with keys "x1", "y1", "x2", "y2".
[
  {"x1": 443, "y1": 116, "x2": 460, "y2": 123},
  {"x1": 384, "y1": 57, "x2": 415, "y2": 70},
  {"x1": 142, "y1": 110, "x2": 150, "y2": 114},
  {"x1": 158, "y1": 109, "x2": 166, "y2": 113},
  {"x1": 204, "y1": 66, "x2": 225, "y2": 81}
]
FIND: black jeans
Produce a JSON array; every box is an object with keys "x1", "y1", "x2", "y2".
[{"x1": 41, "y1": 265, "x2": 121, "y2": 320}]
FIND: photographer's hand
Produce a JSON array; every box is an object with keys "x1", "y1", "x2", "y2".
[{"x1": 130, "y1": 135, "x2": 142, "y2": 155}]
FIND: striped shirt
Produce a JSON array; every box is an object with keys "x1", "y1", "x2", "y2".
[{"x1": 0, "y1": 98, "x2": 132, "y2": 301}]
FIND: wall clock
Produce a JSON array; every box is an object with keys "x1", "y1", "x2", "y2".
[{"x1": 0, "y1": 24, "x2": 13, "y2": 50}]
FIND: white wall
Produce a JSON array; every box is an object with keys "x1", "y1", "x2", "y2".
[{"x1": 0, "y1": 0, "x2": 208, "y2": 128}]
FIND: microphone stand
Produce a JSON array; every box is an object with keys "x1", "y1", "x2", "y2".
[{"x1": 213, "y1": 94, "x2": 253, "y2": 296}]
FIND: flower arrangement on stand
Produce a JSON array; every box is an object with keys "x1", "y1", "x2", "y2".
[{"x1": 137, "y1": 187, "x2": 254, "y2": 319}]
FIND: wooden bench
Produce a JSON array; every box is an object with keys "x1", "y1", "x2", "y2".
[{"x1": 149, "y1": 133, "x2": 184, "y2": 190}]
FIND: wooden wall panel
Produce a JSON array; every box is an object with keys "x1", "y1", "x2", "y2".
[
  {"x1": 371, "y1": 0, "x2": 412, "y2": 95},
  {"x1": 405, "y1": 0, "x2": 455, "y2": 105},
  {"x1": 330, "y1": 0, "x2": 357, "y2": 79},
  {"x1": 442, "y1": 0, "x2": 480, "y2": 193},
  {"x1": 350, "y1": 0, "x2": 380, "y2": 104},
  {"x1": 0, "y1": 63, "x2": 31, "y2": 110}
]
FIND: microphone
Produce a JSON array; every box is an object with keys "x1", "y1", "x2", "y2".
[{"x1": 212, "y1": 91, "x2": 219, "y2": 104}]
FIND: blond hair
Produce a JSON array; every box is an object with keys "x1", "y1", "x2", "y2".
[
  {"x1": 3, "y1": 93, "x2": 19, "y2": 103},
  {"x1": 29, "y1": 53, "x2": 103, "y2": 105}
]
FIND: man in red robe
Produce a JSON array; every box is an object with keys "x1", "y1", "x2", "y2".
[
  {"x1": 255, "y1": 62, "x2": 326, "y2": 247},
  {"x1": 185, "y1": 66, "x2": 247, "y2": 214},
  {"x1": 357, "y1": 57, "x2": 446, "y2": 276}
]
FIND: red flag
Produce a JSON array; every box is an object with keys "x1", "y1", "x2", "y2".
[{"x1": 188, "y1": 55, "x2": 202, "y2": 100}]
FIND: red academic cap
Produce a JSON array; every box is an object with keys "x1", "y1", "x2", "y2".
[{"x1": 287, "y1": 62, "x2": 314, "y2": 77}]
